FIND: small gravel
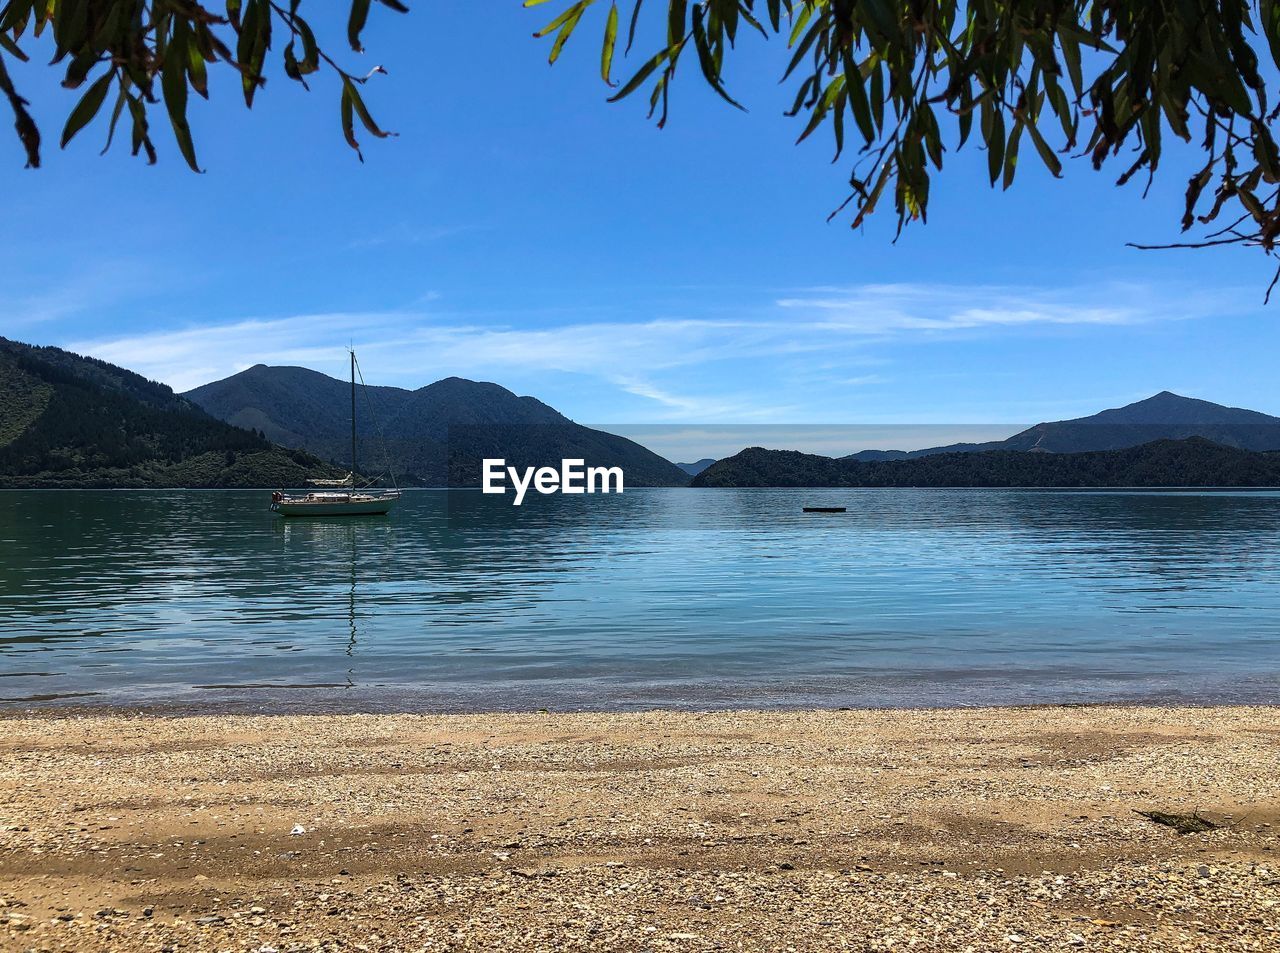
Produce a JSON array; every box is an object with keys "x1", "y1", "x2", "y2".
[{"x1": 0, "y1": 705, "x2": 1276, "y2": 951}]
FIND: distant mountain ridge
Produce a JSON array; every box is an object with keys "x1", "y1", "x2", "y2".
[
  {"x1": 696, "y1": 438, "x2": 1280, "y2": 488},
  {"x1": 0, "y1": 338, "x2": 338, "y2": 488},
  {"x1": 676, "y1": 458, "x2": 717, "y2": 476},
  {"x1": 17, "y1": 348, "x2": 1274, "y2": 492},
  {"x1": 185, "y1": 364, "x2": 691, "y2": 486},
  {"x1": 845, "y1": 392, "x2": 1280, "y2": 460}
]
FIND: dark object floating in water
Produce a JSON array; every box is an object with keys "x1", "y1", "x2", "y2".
[
  {"x1": 1133, "y1": 809, "x2": 1220, "y2": 835},
  {"x1": 803, "y1": 506, "x2": 846, "y2": 513}
]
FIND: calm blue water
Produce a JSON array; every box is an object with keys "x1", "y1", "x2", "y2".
[{"x1": 1, "y1": 488, "x2": 1278, "y2": 711}]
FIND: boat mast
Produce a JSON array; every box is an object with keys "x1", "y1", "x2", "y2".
[{"x1": 350, "y1": 349, "x2": 357, "y2": 488}]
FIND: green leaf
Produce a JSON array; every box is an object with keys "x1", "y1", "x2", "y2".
[
  {"x1": 60, "y1": 48, "x2": 98, "y2": 88},
  {"x1": 1253, "y1": 126, "x2": 1280, "y2": 183},
  {"x1": 342, "y1": 77, "x2": 394, "y2": 141},
  {"x1": 607, "y1": 44, "x2": 671, "y2": 102},
  {"x1": 667, "y1": 0, "x2": 686, "y2": 46},
  {"x1": 59, "y1": 68, "x2": 111, "y2": 148},
  {"x1": 625, "y1": 0, "x2": 645, "y2": 53},
  {"x1": 691, "y1": 4, "x2": 743, "y2": 109},
  {"x1": 1262, "y1": 0, "x2": 1280, "y2": 67},
  {"x1": 850, "y1": 161, "x2": 893, "y2": 229},
  {"x1": 284, "y1": 40, "x2": 301, "y2": 81},
  {"x1": 548, "y1": 3, "x2": 590, "y2": 63},
  {"x1": 782, "y1": 18, "x2": 822, "y2": 82},
  {"x1": 0, "y1": 32, "x2": 28, "y2": 62},
  {"x1": 126, "y1": 92, "x2": 156, "y2": 163},
  {"x1": 162, "y1": 18, "x2": 201, "y2": 171},
  {"x1": 534, "y1": 0, "x2": 591, "y2": 39},
  {"x1": 1238, "y1": 188, "x2": 1267, "y2": 224},
  {"x1": 237, "y1": 0, "x2": 266, "y2": 107},
  {"x1": 290, "y1": 14, "x2": 320, "y2": 73},
  {"x1": 1058, "y1": 33, "x2": 1083, "y2": 96},
  {"x1": 348, "y1": 0, "x2": 371, "y2": 52},
  {"x1": 187, "y1": 40, "x2": 208, "y2": 98},
  {"x1": 340, "y1": 83, "x2": 361, "y2": 160},
  {"x1": 869, "y1": 62, "x2": 884, "y2": 130},
  {"x1": 986, "y1": 110, "x2": 1005, "y2": 186},
  {"x1": 100, "y1": 78, "x2": 128, "y2": 155},
  {"x1": 601, "y1": 2, "x2": 618, "y2": 85},
  {"x1": 1024, "y1": 120, "x2": 1062, "y2": 177},
  {"x1": 842, "y1": 53, "x2": 874, "y2": 143},
  {"x1": 859, "y1": 0, "x2": 899, "y2": 43},
  {"x1": 1003, "y1": 120, "x2": 1023, "y2": 190}
]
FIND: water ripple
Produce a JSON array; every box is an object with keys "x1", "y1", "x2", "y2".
[{"x1": 1, "y1": 487, "x2": 1278, "y2": 710}]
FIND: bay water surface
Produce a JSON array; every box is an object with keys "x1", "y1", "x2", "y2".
[{"x1": 1, "y1": 488, "x2": 1278, "y2": 711}]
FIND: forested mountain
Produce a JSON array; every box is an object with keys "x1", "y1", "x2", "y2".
[
  {"x1": 186, "y1": 364, "x2": 691, "y2": 486},
  {"x1": 0, "y1": 338, "x2": 338, "y2": 488},
  {"x1": 695, "y1": 438, "x2": 1280, "y2": 488},
  {"x1": 19, "y1": 340, "x2": 1276, "y2": 493},
  {"x1": 845, "y1": 392, "x2": 1280, "y2": 460}
]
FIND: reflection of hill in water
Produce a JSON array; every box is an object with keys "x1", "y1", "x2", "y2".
[
  {"x1": 6, "y1": 490, "x2": 1280, "y2": 634},
  {"x1": 3, "y1": 487, "x2": 1280, "y2": 710},
  {"x1": 950, "y1": 490, "x2": 1280, "y2": 588},
  {"x1": 687, "y1": 488, "x2": 1280, "y2": 592},
  {"x1": 695, "y1": 484, "x2": 1280, "y2": 532}
]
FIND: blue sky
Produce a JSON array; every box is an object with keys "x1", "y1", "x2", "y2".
[{"x1": 4, "y1": 3, "x2": 1278, "y2": 457}]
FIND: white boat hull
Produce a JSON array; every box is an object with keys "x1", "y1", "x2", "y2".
[{"x1": 271, "y1": 493, "x2": 400, "y2": 517}]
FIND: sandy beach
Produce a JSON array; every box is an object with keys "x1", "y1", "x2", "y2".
[{"x1": 0, "y1": 705, "x2": 1277, "y2": 952}]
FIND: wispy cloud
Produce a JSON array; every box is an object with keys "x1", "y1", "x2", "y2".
[
  {"x1": 346, "y1": 224, "x2": 490, "y2": 250},
  {"x1": 2, "y1": 259, "x2": 162, "y2": 329},
  {"x1": 64, "y1": 280, "x2": 1216, "y2": 420},
  {"x1": 775, "y1": 281, "x2": 1205, "y2": 332},
  {"x1": 832, "y1": 374, "x2": 889, "y2": 387},
  {"x1": 612, "y1": 376, "x2": 801, "y2": 421},
  {"x1": 70, "y1": 313, "x2": 791, "y2": 401},
  {"x1": 70, "y1": 313, "x2": 405, "y2": 391}
]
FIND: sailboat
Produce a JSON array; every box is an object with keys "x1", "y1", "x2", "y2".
[{"x1": 270, "y1": 351, "x2": 402, "y2": 517}]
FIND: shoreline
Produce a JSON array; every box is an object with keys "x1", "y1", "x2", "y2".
[
  {"x1": 6, "y1": 670, "x2": 1280, "y2": 717},
  {"x1": 2, "y1": 704, "x2": 1276, "y2": 951},
  {"x1": 0, "y1": 696, "x2": 1268, "y2": 719},
  {"x1": 7, "y1": 691, "x2": 1280, "y2": 721}
]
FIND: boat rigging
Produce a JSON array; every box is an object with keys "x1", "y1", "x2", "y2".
[{"x1": 270, "y1": 350, "x2": 401, "y2": 517}]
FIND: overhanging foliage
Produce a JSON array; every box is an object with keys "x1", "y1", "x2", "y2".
[
  {"x1": 3, "y1": 2, "x2": 1280, "y2": 277},
  {"x1": 530, "y1": 0, "x2": 1280, "y2": 269},
  {"x1": 0, "y1": 0, "x2": 406, "y2": 170}
]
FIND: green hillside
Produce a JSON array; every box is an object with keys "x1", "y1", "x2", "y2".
[
  {"x1": 0, "y1": 338, "x2": 341, "y2": 488},
  {"x1": 0, "y1": 358, "x2": 53, "y2": 449},
  {"x1": 695, "y1": 438, "x2": 1280, "y2": 488}
]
